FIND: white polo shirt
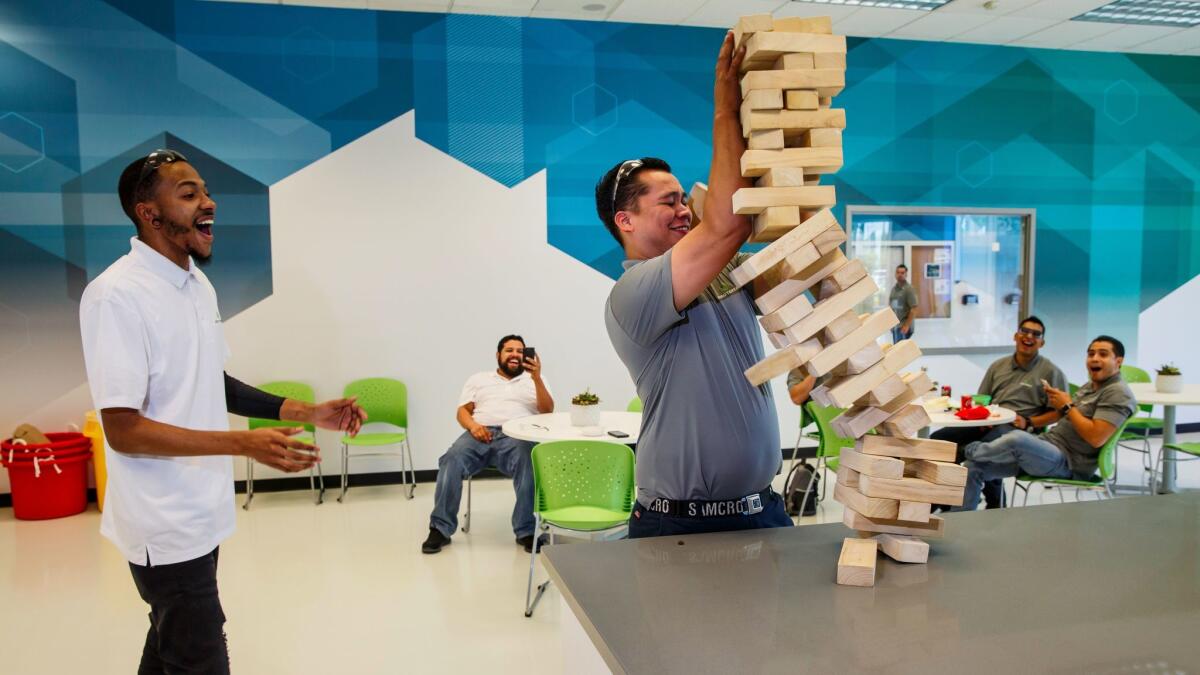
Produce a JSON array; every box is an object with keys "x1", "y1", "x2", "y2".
[
  {"x1": 79, "y1": 237, "x2": 234, "y2": 566},
  {"x1": 458, "y1": 370, "x2": 549, "y2": 427}
]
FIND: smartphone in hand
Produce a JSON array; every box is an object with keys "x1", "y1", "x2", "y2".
[{"x1": 522, "y1": 346, "x2": 537, "y2": 361}]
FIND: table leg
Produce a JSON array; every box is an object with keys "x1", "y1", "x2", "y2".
[{"x1": 1159, "y1": 405, "x2": 1177, "y2": 495}]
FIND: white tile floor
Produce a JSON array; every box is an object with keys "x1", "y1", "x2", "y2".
[{"x1": 2, "y1": 433, "x2": 1197, "y2": 674}]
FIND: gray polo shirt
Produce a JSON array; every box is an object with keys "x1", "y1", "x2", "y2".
[
  {"x1": 889, "y1": 282, "x2": 918, "y2": 322},
  {"x1": 978, "y1": 353, "x2": 1067, "y2": 418},
  {"x1": 1042, "y1": 372, "x2": 1136, "y2": 477},
  {"x1": 605, "y1": 250, "x2": 779, "y2": 504}
]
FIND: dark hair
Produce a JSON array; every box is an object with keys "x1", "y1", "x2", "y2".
[
  {"x1": 896, "y1": 264, "x2": 908, "y2": 271},
  {"x1": 1089, "y1": 335, "x2": 1125, "y2": 358},
  {"x1": 1019, "y1": 315, "x2": 1046, "y2": 335},
  {"x1": 594, "y1": 157, "x2": 673, "y2": 246},
  {"x1": 496, "y1": 334, "x2": 525, "y2": 353},
  {"x1": 118, "y1": 157, "x2": 161, "y2": 230}
]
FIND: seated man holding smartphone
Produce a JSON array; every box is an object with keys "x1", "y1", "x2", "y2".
[{"x1": 422, "y1": 335, "x2": 555, "y2": 554}]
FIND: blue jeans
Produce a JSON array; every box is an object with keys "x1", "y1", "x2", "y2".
[
  {"x1": 627, "y1": 490, "x2": 794, "y2": 538},
  {"x1": 891, "y1": 324, "x2": 913, "y2": 343},
  {"x1": 955, "y1": 430, "x2": 1073, "y2": 511},
  {"x1": 429, "y1": 428, "x2": 535, "y2": 538}
]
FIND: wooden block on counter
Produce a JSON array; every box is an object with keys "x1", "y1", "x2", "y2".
[
  {"x1": 781, "y1": 275, "x2": 878, "y2": 344},
  {"x1": 750, "y1": 204, "x2": 801, "y2": 242},
  {"x1": 843, "y1": 506, "x2": 945, "y2": 538},
  {"x1": 838, "y1": 447, "x2": 905, "y2": 480},
  {"x1": 875, "y1": 533, "x2": 929, "y2": 564},
  {"x1": 741, "y1": 147, "x2": 843, "y2": 178},
  {"x1": 731, "y1": 186, "x2": 837, "y2": 215},
  {"x1": 897, "y1": 501, "x2": 932, "y2": 524},
  {"x1": 905, "y1": 459, "x2": 967, "y2": 487},
  {"x1": 730, "y1": 209, "x2": 838, "y2": 289},
  {"x1": 834, "y1": 482, "x2": 899, "y2": 520},
  {"x1": 837, "y1": 537, "x2": 878, "y2": 587},
  {"x1": 859, "y1": 474, "x2": 964, "y2": 507},
  {"x1": 858, "y1": 435, "x2": 956, "y2": 462}
]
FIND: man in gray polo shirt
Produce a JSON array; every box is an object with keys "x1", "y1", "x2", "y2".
[
  {"x1": 597, "y1": 34, "x2": 791, "y2": 538},
  {"x1": 889, "y1": 264, "x2": 918, "y2": 343},
  {"x1": 932, "y1": 316, "x2": 1067, "y2": 508},
  {"x1": 955, "y1": 335, "x2": 1136, "y2": 511}
]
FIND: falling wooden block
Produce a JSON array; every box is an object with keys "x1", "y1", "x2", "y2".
[
  {"x1": 837, "y1": 537, "x2": 878, "y2": 587},
  {"x1": 782, "y1": 275, "x2": 878, "y2": 343},
  {"x1": 843, "y1": 506, "x2": 945, "y2": 539},
  {"x1": 832, "y1": 406, "x2": 893, "y2": 439},
  {"x1": 858, "y1": 435, "x2": 956, "y2": 462},
  {"x1": 744, "y1": 338, "x2": 823, "y2": 386},
  {"x1": 733, "y1": 13, "x2": 774, "y2": 48},
  {"x1": 830, "y1": 342, "x2": 883, "y2": 377},
  {"x1": 748, "y1": 128, "x2": 785, "y2": 150},
  {"x1": 771, "y1": 16, "x2": 833, "y2": 34},
  {"x1": 859, "y1": 474, "x2": 964, "y2": 507},
  {"x1": 729, "y1": 209, "x2": 838, "y2": 289},
  {"x1": 741, "y1": 68, "x2": 845, "y2": 98},
  {"x1": 879, "y1": 371, "x2": 933, "y2": 414},
  {"x1": 832, "y1": 371, "x2": 932, "y2": 429},
  {"x1": 760, "y1": 290, "x2": 814, "y2": 333},
  {"x1": 774, "y1": 53, "x2": 815, "y2": 70},
  {"x1": 777, "y1": 242, "x2": 823, "y2": 278},
  {"x1": 767, "y1": 331, "x2": 790, "y2": 349},
  {"x1": 897, "y1": 501, "x2": 932, "y2": 524},
  {"x1": 812, "y1": 223, "x2": 846, "y2": 254},
  {"x1": 787, "y1": 89, "x2": 820, "y2": 113},
  {"x1": 807, "y1": 308, "x2": 897, "y2": 377},
  {"x1": 750, "y1": 204, "x2": 800, "y2": 241},
  {"x1": 731, "y1": 186, "x2": 837, "y2": 215},
  {"x1": 905, "y1": 459, "x2": 967, "y2": 487},
  {"x1": 812, "y1": 339, "x2": 921, "y2": 409},
  {"x1": 837, "y1": 465, "x2": 861, "y2": 488},
  {"x1": 741, "y1": 109, "x2": 847, "y2": 137},
  {"x1": 753, "y1": 247, "x2": 845, "y2": 315},
  {"x1": 838, "y1": 447, "x2": 904, "y2": 480},
  {"x1": 875, "y1": 534, "x2": 929, "y2": 564},
  {"x1": 742, "y1": 33, "x2": 847, "y2": 73},
  {"x1": 822, "y1": 310, "x2": 862, "y2": 344},
  {"x1": 814, "y1": 52, "x2": 847, "y2": 69},
  {"x1": 823, "y1": 259, "x2": 867, "y2": 295},
  {"x1": 689, "y1": 182, "x2": 707, "y2": 221},
  {"x1": 741, "y1": 147, "x2": 843, "y2": 178},
  {"x1": 755, "y1": 167, "x2": 807, "y2": 187},
  {"x1": 880, "y1": 404, "x2": 932, "y2": 437},
  {"x1": 861, "y1": 374, "x2": 907, "y2": 407},
  {"x1": 744, "y1": 88, "x2": 784, "y2": 111},
  {"x1": 834, "y1": 482, "x2": 899, "y2": 520},
  {"x1": 806, "y1": 128, "x2": 842, "y2": 148}
]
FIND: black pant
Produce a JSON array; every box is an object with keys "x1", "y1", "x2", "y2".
[
  {"x1": 627, "y1": 490, "x2": 794, "y2": 538},
  {"x1": 128, "y1": 548, "x2": 229, "y2": 674},
  {"x1": 930, "y1": 426, "x2": 1006, "y2": 508}
]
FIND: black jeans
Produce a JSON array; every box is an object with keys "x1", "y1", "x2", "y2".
[
  {"x1": 128, "y1": 548, "x2": 229, "y2": 675},
  {"x1": 627, "y1": 489, "x2": 794, "y2": 538},
  {"x1": 930, "y1": 426, "x2": 1009, "y2": 508}
]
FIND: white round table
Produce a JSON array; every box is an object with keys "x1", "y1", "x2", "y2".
[
  {"x1": 926, "y1": 407, "x2": 1017, "y2": 429},
  {"x1": 1127, "y1": 382, "x2": 1200, "y2": 493},
  {"x1": 502, "y1": 411, "x2": 641, "y2": 444}
]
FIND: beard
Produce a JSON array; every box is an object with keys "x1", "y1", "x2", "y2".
[{"x1": 498, "y1": 358, "x2": 524, "y2": 377}]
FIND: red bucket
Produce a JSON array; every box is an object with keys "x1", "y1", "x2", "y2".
[{"x1": 2, "y1": 433, "x2": 92, "y2": 520}]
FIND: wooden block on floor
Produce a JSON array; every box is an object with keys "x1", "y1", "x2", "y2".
[
  {"x1": 861, "y1": 374, "x2": 907, "y2": 407},
  {"x1": 897, "y1": 501, "x2": 932, "y2": 524},
  {"x1": 730, "y1": 209, "x2": 838, "y2": 289},
  {"x1": 741, "y1": 68, "x2": 845, "y2": 98},
  {"x1": 836, "y1": 464, "x2": 861, "y2": 488},
  {"x1": 837, "y1": 537, "x2": 878, "y2": 587},
  {"x1": 750, "y1": 204, "x2": 800, "y2": 242},
  {"x1": 858, "y1": 435, "x2": 956, "y2": 462},
  {"x1": 905, "y1": 459, "x2": 967, "y2": 487},
  {"x1": 742, "y1": 33, "x2": 847, "y2": 72},
  {"x1": 773, "y1": 52, "x2": 814, "y2": 70},
  {"x1": 880, "y1": 404, "x2": 932, "y2": 438},
  {"x1": 748, "y1": 128, "x2": 784, "y2": 150},
  {"x1": 744, "y1": 88, "x2": 784, "y2": 111},
  {"x1": 689, "y1": 182, "x2": 707, "y2": 221},
  {"x1": 875, "y1": 533, "x2": 929, "y2": 563},
  {"x1": 806, "y1": 128, "x2": 842, "y2": 148},
  {"x1": 744, "y1": 339, "x2": 823, "y2": 387},
  {"x1": 771, "y1": 16, "x2": 833, "y2": 34},
  {"x1": 821, "y1": 310, "x2": 862, "y2": 344},
  {"x1": 859, "y1": 474, "x2": 964, "y2": 507},
  {"x1": 781, "y1": 275, "x2": 878, "y2": 344},
  {"x1": 834, "y1": 482, "x2": 899, "y2": 520},
  {"x1": 733, "y1": 14, "x2": 774, "y2": 48},
  {"x1": 731, "y1": 186, "x2": 837, "y2": 215},
  {"x1": 812, "y1": 339, "x2": 920, "y2": 409},
  {"x1": 807, "y1": 308, "x2": 896, "y2": 377},
  {"x1": 741, "y1": 108, "x2": 847, "y2": 136},
  {"x1": 760, "y1": 290, "x2": 813, "y2": 333},
  {"x1": 833, "y1": 406, "x2": 892, "y2": 440},
  {"x1": 755, "y1": 167, "x2": 807, "y2": 188},
  {"x1": 741, "y1": 147, "x2": 843, "y2": 178},
  {"x1": 843, "y1": 505, "x2": 945, "y2": 538},
  {"x1": 838, "y1": 447, "x2": 905, "y2": 479},
  {"x1": 812, "y1": 223, "x2": 846, "y2": 254},
  {"x1": 830, "y1": 342, "x2": 884, "y2": 377},
  {"x1": 786, "y1": 89, "x2": 820, "y2": 110}
]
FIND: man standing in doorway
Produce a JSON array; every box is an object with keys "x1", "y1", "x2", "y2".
[
  {"x1": 890, "y1": 263, "x2": 918, "y2": 343},
  {"x1": 80, "y1": 149, "x2": 366, "y2": 673}
]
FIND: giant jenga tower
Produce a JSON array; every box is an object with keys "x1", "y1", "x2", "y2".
[{"x1": 716, "y1": 14, "x2": 967, "y2": 587}]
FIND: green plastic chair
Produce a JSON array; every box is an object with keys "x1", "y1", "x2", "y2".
[
  {"x1": 627, "y1": 397, "x2": 643, "y2": 412},
  {"x1": 245, "y1": 381, "x2": 323, "y2": 509},
  {"x1": 524, "y1": 440, "x2": 634, "y2": 617},
  {"x1": 338, "y1": 378, "x2": 414, "y2": 502},
  {"x1": 783, "y1": 402, "x2": 854, "y2": 517},
  {"x1": 1117, "y1": 365, "x2": 1162, "y2": 484},
  {"x1": 1010, "y1": 420, "x2": 1127, "y2": 506},
  {"x1": 1152, "y1": 442, "x2": 1200, "y2": 493}
]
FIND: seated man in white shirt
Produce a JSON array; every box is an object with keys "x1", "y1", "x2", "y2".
[{"x1": 423, "y1": 335, "x2": 554, "y2": 554}]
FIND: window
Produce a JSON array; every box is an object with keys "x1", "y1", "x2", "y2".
[{"x1": 845, "y1": 206, "x2": 1035, "y2": 352}]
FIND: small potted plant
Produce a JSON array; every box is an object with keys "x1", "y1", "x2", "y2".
[
  {"x1": 570, "y1": 389, "x2": 601, "y2": 427},
  {"x1": 1156, "y1": 364, "x2": 1183, "y2": 394}
]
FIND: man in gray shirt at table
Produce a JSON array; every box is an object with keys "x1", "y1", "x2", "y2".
[
  {"x1": 597, "y1": 34, "x2": 791, "y2": 538},
  {"x1": 954, "y1": 335, "x2": 1136, "y2": 511},
  {"x1": 932, "y1": 316, "x2": 1067, "y2": 509}
]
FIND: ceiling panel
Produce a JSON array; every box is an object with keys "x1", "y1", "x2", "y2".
[
  {"x1": 772, "y1": 1, "x2": 862, "y2": 21},
  {"x1": 831, "y1": 7, "x2": 927, "y2": 37},
  {"x1": 529, "y1": 0, "x2": 615, "y2": 19},
  {"x1": 1018, "y1": 0, "x2": 1109, "y2": 21},
  {"x1": 936, "y1": 0, "x2": 1043, "y2": 15},
  {"x1": 608, "y1": 0, "x2": 707, "y2": 25},
  {"x1": 885, "y1": 10, "x2": 992, "y2": 39},
  {"x1": 451, "y1": 0, "x2": 537, "y2": 8},
  {"x1": 1009, "y1": 19, "x2": 1121, "y2": 46},
  {"x1": 1126, "y1": 25, "x2": 1200, "y2": 53},
  {"x1": 451, "y1": 4, "x2": 535, "y2": 17},
  {"x1": 680, "y1": 0, "x2": 789, "y2": 29},
  {"x1": 1071, "y1": 24, "x2": 1185, "y2": 50},
  {"x1": 947, "y1": 15, "x2": 1059, "y2": 43},
  {"x1": 367, "y1": 0, "x2": 453, "y2": 10},
  {"x1": 287, "y1": 0, "x2": 367, "y2": 7}
]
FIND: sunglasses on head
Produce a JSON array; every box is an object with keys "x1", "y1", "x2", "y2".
[
  {"x1": 609, "y1": 158, "x2": 644, "y2": 215},
  {"x1": 1017, "y1": 327, "x2": 1043, "y2": 339},
  {"x1": 136, "y1": 149, "x2": 189, "y2": 189}
]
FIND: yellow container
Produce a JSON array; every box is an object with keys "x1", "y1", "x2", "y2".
[{"x1": 83, "y1": 410, "x2": 107, "y2": 511}]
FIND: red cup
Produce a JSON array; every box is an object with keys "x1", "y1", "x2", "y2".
[{"x1": 961, "y1": 395, "x2": 974, "y2": 409}]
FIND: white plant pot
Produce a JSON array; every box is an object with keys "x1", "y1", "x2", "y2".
[
  {"x1": 1156, "y1": 374, "x2": 1184, "y2": 394},
  {"x1": 570, "y1": 404, "x2": 601, "y2": 427}
]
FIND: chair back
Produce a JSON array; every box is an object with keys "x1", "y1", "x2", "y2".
[
  {"x1": 1119, "y1": 365, "x2": 1154, "y2": 415},
  {"x1": 343, "y1": 378, "x2": 408, "y2": 428},
  {"x1": 627, "y1": 397, "x2": 643, "y2": 413},
  {"x1": 531, "y1": 440, "x2": 634, "y2": 515},
  {"x1": 805, "y1": 401, "x2": 855, "y2": 459},
  {"x1": 1096, "y1": 419, "x2": 1129, "y2": 482},
  {"x1": 248, "y1": 381, "x2": 315, "y2": 433},
  {"x1": 1068, "y1": 382, "x2": 1080, "y2": 397}
]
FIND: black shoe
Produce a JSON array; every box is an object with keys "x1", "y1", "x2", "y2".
[
  {"x1": 422, "y1": 528, "x2": 451, "y2": 554},
  {"x1": 516, "y1": 534, "x2": 550, "y2": 553}
]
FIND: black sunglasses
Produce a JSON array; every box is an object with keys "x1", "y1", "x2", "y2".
[
  {"x1": 136, "y1": 149, "x2": 189, "y2": 188},
  {"x1": 1017, "y1": 327, "x2": 1044, "y2": 339},
  {"x1": 610, "y1": 158, "x2": 644, "y2": 214}
]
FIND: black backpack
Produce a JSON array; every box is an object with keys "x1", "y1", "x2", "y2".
[{"x1": 784, "y1": 461, "x2": 819, "y2": 517}]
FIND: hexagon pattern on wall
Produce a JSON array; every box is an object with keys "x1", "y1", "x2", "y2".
[{"x1": 0, "y1": 112, "x2": 46, "y2": 173}]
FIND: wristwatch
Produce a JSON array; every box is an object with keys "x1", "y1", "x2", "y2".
[{"x1": 1059, "y1": 403, "x2": 1073, "y2": 416}]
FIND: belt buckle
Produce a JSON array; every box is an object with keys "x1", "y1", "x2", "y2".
[{"x1": 745, "y1": 493, "x2": 763, "y2": 515}]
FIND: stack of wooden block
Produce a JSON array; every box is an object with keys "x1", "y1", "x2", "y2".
[{"x1": 717, "y1": 14, "x2": 967, "y2": 587}]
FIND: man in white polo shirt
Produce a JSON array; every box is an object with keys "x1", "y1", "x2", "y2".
[
  {"x1": 422, "y1": 335, "x2": 554, "y2": 554},
  {"x1": 79, "y1": 149, "x2": 366, "y2": 673}
]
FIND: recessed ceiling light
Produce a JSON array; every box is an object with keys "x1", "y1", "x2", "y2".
[
  {"x1": 1073, "y1": 0, "x2": 1200, "y2": 28},
  {"x1": 790, "y1": 0, "x2": 953, "y2": 10},
  {"x1": 582, "y1": 3, "x2": 606, "y2": 11}
]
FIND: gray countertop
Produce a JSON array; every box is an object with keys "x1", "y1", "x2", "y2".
[{"x1": 543, "y1": 494, "x2": 1200, "y2": 675}]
